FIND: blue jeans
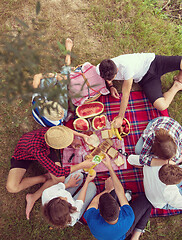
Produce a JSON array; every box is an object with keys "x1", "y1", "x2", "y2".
[{"x1": 65, "y1": 172, "x2": 97, "y2": 219}]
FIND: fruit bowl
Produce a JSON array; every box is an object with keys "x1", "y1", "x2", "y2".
[{"x1": 112, "y1": 118, "x2": 130, "y2": 140}]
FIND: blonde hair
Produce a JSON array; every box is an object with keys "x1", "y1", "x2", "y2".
[{"x1": 152, "y1": 129, "x2": 177, "y2": 160}]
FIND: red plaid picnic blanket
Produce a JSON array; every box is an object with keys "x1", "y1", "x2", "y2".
[{"x1": 66, "y1": 91, "x2": 182, "y2": 217}]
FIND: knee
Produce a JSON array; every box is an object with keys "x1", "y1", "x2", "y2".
[
  {"x1": 6, "y1": 182, "x2": 19, "y2": 193},
  {"x1": 153, "y1": 98, "x2": 169, "y2": 111},
  {"x1": 52, "y1": 176, "x2": 65, "y2": 184}
]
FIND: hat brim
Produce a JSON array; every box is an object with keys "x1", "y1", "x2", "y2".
[{"x1": 44, "y1": 126, "x2": 74, "y2": 149}]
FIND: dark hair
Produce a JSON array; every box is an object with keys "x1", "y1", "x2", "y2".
[
  {"x1": 151, "y1": 129, "x2": 177, "y2": 160},
  {"x1": 99, "y1": 59, "x2": 117, "y2": 80},
  {"x1": 43, "y1": 197, "x2": 77, "y2": 228},
  {"x1": 159, "y1": 164, "x2": 182, "y2": 185},
  {"x1": 98, "y1": 193, "x2": 119, "y2": 222}
]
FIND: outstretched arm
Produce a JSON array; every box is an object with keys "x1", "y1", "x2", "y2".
[
  {"x1": 113, "y1": 78, "x2": 133, "y2": 128},
  {"x1": 103, "y1": 155, "x2": 129, "y2": 206},
  {"x1": 87, "y1": 190, "x2": 108, "y2": 210}
]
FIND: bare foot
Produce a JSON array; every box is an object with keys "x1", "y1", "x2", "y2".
[
  {"x1": 26, "y1": 194, "x2": 36, "y2": 220},
  {"x1": 44, "y1": 172, "x2": 51, "y2": 181},
  {"x1": 65, "y1": 38, "x2": 73, "y2": 51},
  {"x1": 174, "y1": 80, "x2": 182, "y2": 91},
  {"x1": 173, "y1": 70, "x2": 182, "y2": 83}
]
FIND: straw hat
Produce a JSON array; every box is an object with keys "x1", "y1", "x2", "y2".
[
  {"x1": 42, "y1": 101, "x2": 64, "y2": 121},
  {"x1": 44, "y1": 126, "x2": 74, "y2": 149}
]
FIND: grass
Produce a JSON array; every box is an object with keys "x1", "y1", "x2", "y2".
[{"x1": 0, "y1": 0, "x2": 182, "y2": 239}]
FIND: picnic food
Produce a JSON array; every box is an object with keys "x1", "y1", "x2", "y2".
[
  {"x1": 107, "y1": 147, "x2": 118, "y2": 159},
  {"x1": 101, "y1": 129, "x2": 113, "y2": 139},
  {"x1": 88, "y1": 168, "x2": 96, "y2": 176},
  {"x1": 99, "y1": 139, "x2": 113, "y2": 152},
  {"x1": 92, "y1": 114, "x2": 106, "y2": 130},
  {"x1": 87, "y1": 134, "x2": 100, "y2": 148},
  {"x1": 92, "y1": 155, "x2": 102, "y2": 164},
  {"x1": 73, "y1": 118, "x2": 89, "y2": 131},
  {"x1": 111, "y1": 118, "x2": 130, "y2": 140},
  {"x1": 76, "y1": 102, "x2": 104, "y2": 118},
  {"x1": 114, "y1": 155, "x2": 125, "y2": 167}
]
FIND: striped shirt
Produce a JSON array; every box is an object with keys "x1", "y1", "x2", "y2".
[
  {"x1": 139, "y1": 117, "x2": 182, "y2": 166},
  {"x1": 12, "y1": 127, "x2": 70, "y2": 177}
]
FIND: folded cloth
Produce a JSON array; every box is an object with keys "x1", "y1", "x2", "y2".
[{"x1": 69, "y1": 62, "x2": 109, "y2": 106}]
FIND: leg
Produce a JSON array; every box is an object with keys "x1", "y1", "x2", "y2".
[
  {"x1": 65, "y1": 38, "x2": 73, "y2": 66},
  {"x1": 173, "y1": 60, "x2": 182, "y2": 81},
  {"x1": 26, "y1": 177, "x2": 56, "y2": 220},
  {"x1": 6, "y1": 168, "x2": 46, "y2": 193},
  {"x1": 125, "y1": 194, "x2": 152, "y2": 239},
  {"x1": 153, "y1": 58, "x2": 182, "y2": 111},
  {"x1": 73, "y1": 182, "x2": 96, "y2": 218},
  {"x1": 153, "y1": 80, "x2": 182, "y2": 111},
  {"x1": 64, "y1": 171, "x2": 83, "y2": 195},
  {"x1": 140, "y1": 56, "x2": 182, "y2": 111},
  {"x1": 25, "y1": 161, "x2": 65, "y2": 220}
]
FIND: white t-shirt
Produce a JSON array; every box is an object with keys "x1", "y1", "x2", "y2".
[
  {"x1": 42, "y1": 182, "x2": 83, "y2": 226},
  {"x1": 128, "y1": 155, "x2": 182, "y2": 209},
  {"x1": 96, "y1": 53, "x2": 155, "y2": 83}
]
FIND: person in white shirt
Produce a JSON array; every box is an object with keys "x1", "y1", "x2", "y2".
[
  {"x1": 128, "y1": 156, "x2": 182, "y2": 210},
  {"x1": 42, "y1": 171, "x2": 96, "y2": 228},
  {"x1": 96, "y1": 54, "x2": 182, "y2": 128}
]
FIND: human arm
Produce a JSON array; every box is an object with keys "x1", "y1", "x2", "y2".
[
  {"x1": 86, "y1": 190, "x2": 108, "y2": 210},
  {"x1": 70, "y1": 159, "x2": 95, "y2": 173},
  {"x1": 103, "y1": 155, "x2": 129, "y2": 206},
  {"x1": 72, "y1": 130, "x2": 90, "y2": 144},
  {"x1": 113, "y1": 78, "x2": 133, "y2": 128},
  {"x1": 77, "y1": 172, "x2": 96, "y2": 202}
]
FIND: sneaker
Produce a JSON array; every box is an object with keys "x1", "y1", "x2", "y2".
[{"x1": 125, "y1": 190, "x2": 132, "y2": 202}]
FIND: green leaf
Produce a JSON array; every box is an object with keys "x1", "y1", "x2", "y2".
[
  {"x1": 57, "y1": 41, "x2": 65, "y2": 52},
  {"x1": 36, "y1": 1, "x2": 41, "y2": 15}
]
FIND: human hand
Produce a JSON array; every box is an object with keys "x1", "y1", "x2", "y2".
[
  {"x1": 82, "y1": 134, "x2": 90, "y2": 145},
  {"x1": 71, "y1": 139, "x2": 82, "y2": 149},
  {"x1": 102, "y1": 154, "x2": 112, "y2": 170},
  {"x1": 66, "y1": 174, "x2": 81, "y2": 188},
  {"x1": 112, "y1": 116, "x2": 123, "y2": 128},
  {"x1": 81, "y1": 159, "x2": 95, "y2": 169},
  {"x1": 110, "y1": 87, "x2": 120, "y2": 99},
  {"x1": 105, "y1": 177, "x2": 114, "y2": 192},
  {"x1": 86, "y1": 170, "x2": 96, "y2": 182}
]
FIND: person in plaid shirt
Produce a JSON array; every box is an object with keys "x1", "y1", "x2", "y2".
[
  {"x1": 134, "y1": 116, "x2": 182, "y2": 166},
  {"x1": 6, "y1": 126, "x2": 94, "y2": 218}
]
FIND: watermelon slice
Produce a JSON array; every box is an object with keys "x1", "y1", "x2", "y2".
[
  {"x1": 92, "y1": 114, "x2": 106, "y2": 130},
  {"x1": 73, "y1": 118, "x2": 89, "y2": 131},
  {"x1": 76, "y1": 102, "x2": 104, "y2": 118}
]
